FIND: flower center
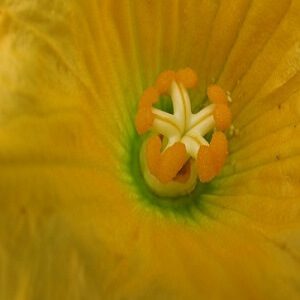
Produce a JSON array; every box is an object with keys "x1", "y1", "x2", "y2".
[{"x1": 135, "y1": 68, "x2": 232, "y2": 197}]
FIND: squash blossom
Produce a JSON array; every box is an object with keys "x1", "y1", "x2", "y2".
[{"x1": 1, "y1": 0, "x2": 300, "y2": 299}]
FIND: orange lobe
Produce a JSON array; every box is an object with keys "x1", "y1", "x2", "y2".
[
  {"x1": 210, "y1": 131, "x2": 228, "y2": 173},
  {"x1": 213, "y1": 104, "x2": 232, "y2": 131},
  {"x1": 146, "y1": 136, "x2": 188, "y2": 184},
  {"x1": 207, "y1": 84, "x2": 228, "y2": 104},
  {"x1": 146, "y1": 135, "x2": 162, "y2": 177},
  {"x1": 135, "y1": 106, "x2": 154, "y2": 134},
  {"x1": 197, "y1": 145, "x2": 216, "y2": 183},
  {"x1": 158, "y1": 142, "x2": 187, "y2": 183},
  {"x1": 155, "y1": 70, "x2": 175, "y2": 94},
  {"x1": 139, "y1": 87, "x2": 159, "y2": 108},
  {"x1": 197, "y1": 132, "x2": 229, "y2": 182},
  {"x1": 176, "y1": 68, "x2": 198, "y2": 88}
]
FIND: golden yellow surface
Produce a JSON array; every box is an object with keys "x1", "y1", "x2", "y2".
[{"x1": 0, "y1": 0, "x2": 300, "y2": 299}]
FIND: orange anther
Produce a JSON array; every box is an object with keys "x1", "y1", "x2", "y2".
[
  {"x1": 210, "y1": 131, "x2": 228, "y2": 174},
  {"x1": 155, "y1": 70, "x2": 176, "y2": 94},
  {"x1": 139, "y1": 87, "x2": 159, "y2": 108},
  {"x1": 197, "y1": 145, "x2": 216, "y2": 183},
  {"x1": 213, "y1": 104, "x2": 232, "y2": 131},
  {"x1": 137, "y1": 70, "x2": 231, "y2": 189},
  {"x1": 176, "y1": 68, "x2": 198, "y2": 88},
  {"x1": 197, "y1": 132, "x2": 228, "y2": 182},
  {"x1": 135, "y1": 106, "x2": 154, "y2": 134},
  {"x1": 146, "y1": 137, "x2": 188, "y2": 183},
  {"x1": 157, "y1": 142, "x2": 187, "y2": 183},
  {"x1": 207, "y1": 84, "x2": 228, "y2": 104},
  {"x1": 146, "y1": 135, "x2": 162, "y2": 177}
]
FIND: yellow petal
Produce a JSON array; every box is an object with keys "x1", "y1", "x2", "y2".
[{"x1": 0, "y1": 0, "x2": 300, "y2": 299}]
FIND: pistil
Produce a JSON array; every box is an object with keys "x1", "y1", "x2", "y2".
[{"x1": 135, "y1": 68, "x2": 232, "y2": 197}]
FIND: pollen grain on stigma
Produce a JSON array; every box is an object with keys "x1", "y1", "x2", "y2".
[{"x1": 135, "y1": 68, "x2": 232, "y2": 197}]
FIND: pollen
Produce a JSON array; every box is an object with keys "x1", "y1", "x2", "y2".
[
  {"x1": 135, "y1": 87, "x2": 160, "y2": 134},
  {"x1": 157, "y1": 142, "x2": 187, "y2": 183},
  {"x1": 213, "y1": 103, "x2": 232, "y2": 131},
  {"x1": 210, "y1": 131, "x2": 228, "y2": 174},
  {"x1": 197, "y1": 131, "x2": 228, "y2": 182},
  {"x1": 146, "y1": 136, "x2": 187, "y2": 184},
  {"x1": 136, "y1": 69, "x2": 232, "y2": 196},
  {"x1": 175, "y1": 68, "x2": 198, "y2": 88},
  {"x1": 207, "y1": 84, "x2": 228, "y2": 104},
  {"x1": 197, "y1": 145, "x2": 216, "y2": 183},
  {"x1": 139, "y1": 87, "x2": 159, "y2": 108},
  {"x1": 135, "y1": 106, "x2": 154, "y2": 134},
  {"x1": 146, "y1": 135, "x2": 161, "y2": 177},
  {"x1": 155, "y1": 70, "x2": 175, "y2": 94}
]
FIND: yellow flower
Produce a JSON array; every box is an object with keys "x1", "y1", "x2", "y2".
[{"x1": 0, "y1": 0, "x2": 300, "y2": 299}]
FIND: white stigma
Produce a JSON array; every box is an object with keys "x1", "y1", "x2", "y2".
[{"x1": 151, "y1": 81, "x2": 216, "y2": 159}]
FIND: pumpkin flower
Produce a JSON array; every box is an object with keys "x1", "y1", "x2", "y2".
[{"x1": 0, "y1": 0, "x2": 300, "y2": 299}]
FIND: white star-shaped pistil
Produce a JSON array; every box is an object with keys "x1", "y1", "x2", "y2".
[{"x1": 151, "y1": 81, "x2": 216, "y2": 158}]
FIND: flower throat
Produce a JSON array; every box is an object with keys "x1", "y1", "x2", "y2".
[{"x1": 135, "y1": 68, "x2": 232, "y2": 197}]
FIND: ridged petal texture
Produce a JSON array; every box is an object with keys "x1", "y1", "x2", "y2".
[{"x1": 0, "y1": 0, "x2": 300, "y2": 299}]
